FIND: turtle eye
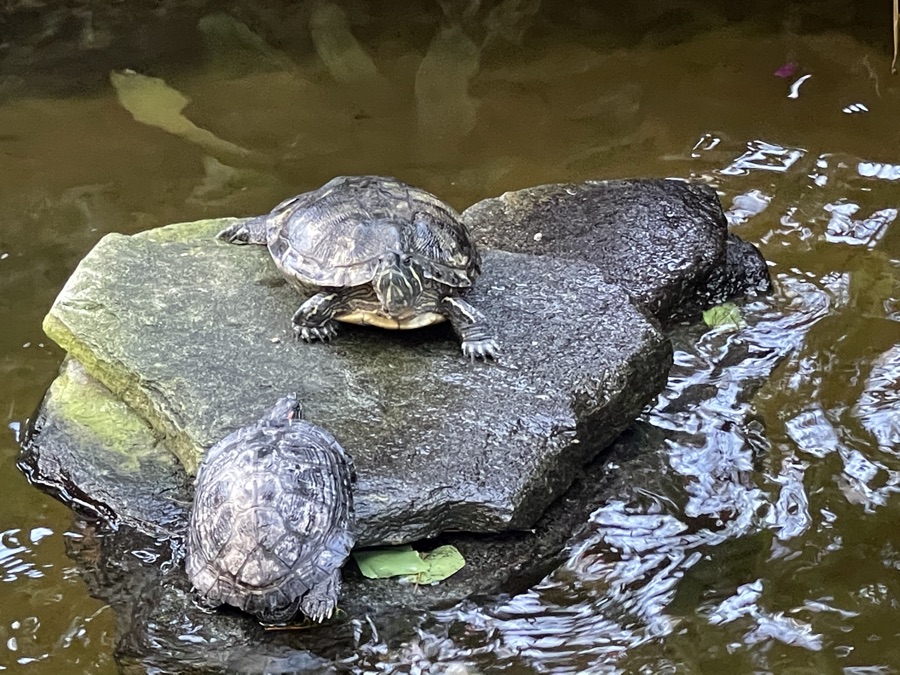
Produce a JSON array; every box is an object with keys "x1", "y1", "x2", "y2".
[{"x1": 401, "y1": 254, "x2": 413, "y2": 267}]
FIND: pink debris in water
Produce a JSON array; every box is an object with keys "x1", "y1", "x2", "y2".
[{"x1": 774, "y1": 62, "x2": 799, "y2": 78}]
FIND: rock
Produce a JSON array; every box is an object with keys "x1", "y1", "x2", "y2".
[
  {"x1": 712, "y1": 232, "x2": 774, "y2": 302},
  {"x1": 42, "y1": 218, "x2": 671, "y2": 547},
  {"x1": 463, "y1": 178, "x2": 771, "y2": 325},
  {"x1": 197, "y1": 12, "x2": 299, "y2": 78},
  {"x1": 0, "y1": 2, "x2": 209, "y2": 98}
]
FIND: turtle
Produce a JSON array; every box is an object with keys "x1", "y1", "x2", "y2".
[
  {"x1": 185, "y1": 394, "x2": 355, "y2": 624},
  {"x1": 216, "y1": 175, "x2": 499, "y2": 359}
]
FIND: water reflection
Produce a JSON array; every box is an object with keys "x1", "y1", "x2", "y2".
[{"x1": 719, "y1": 140, "x2": 805, "y2": 176}]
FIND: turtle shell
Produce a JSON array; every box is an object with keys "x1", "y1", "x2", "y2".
[
  {"x1": 264, "y1": 175, "x2": 481, "y2": 290},
  {"x1": 186, "y1": 396, "x2": 355, "y2": 623}
]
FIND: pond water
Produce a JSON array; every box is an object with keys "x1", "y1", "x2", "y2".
[{"x1": 1, "y1": 1, "x2": 899, "y2": 672}]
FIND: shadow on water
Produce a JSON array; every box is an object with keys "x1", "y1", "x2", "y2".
[{"x1": 2, "y1": 0, "x2": 900, "y2": 672}]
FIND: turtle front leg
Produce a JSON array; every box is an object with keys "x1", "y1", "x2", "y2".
[
  {"x1": 441, "y1": 296, "x2": 500, "y2": 360},
  {"x1": 292, "y1": 292, "x2": 343, "y2": 341}
]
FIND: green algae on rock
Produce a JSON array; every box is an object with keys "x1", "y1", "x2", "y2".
[{"x1": 21, "y1": 359, "x2": 190, "y2": 539}]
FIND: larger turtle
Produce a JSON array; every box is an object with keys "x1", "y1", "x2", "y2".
[
  {"x1": 216, "y1": 175, "x2": 499, "y2": 359},
  {"x1": 186, "y1": 394, "x2": 355, "y2": 624}
]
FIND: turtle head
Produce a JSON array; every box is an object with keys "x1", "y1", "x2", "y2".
[
  {"x1": 263, "y1": 394, "x2": 303, "y2": 425},
  {"x1": 372, "y1": 252, "x2": 425, "y2": 319}
]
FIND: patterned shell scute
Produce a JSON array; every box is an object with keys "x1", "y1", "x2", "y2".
[
  {"x1": 266, "y1": 175, "x2": 481, "y2": 289},
  {"x1": 186, "y1": 409, "x2": 355, "y2": 622}
]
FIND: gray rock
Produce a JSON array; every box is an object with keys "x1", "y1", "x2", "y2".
[
  {"x1": 42, "y1": 218, "x2": 671, "y2": 546},
  {"x1": 463, "y1": 178, "x2": 771, "y2": 324}
]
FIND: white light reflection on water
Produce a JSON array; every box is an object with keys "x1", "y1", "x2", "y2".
[
  {"x1": 0, "y1": 526, "x2": 114, "y2": 673},
  {"x1": 787, "y1": 74, "x2": 813, "y2": 99},
  {"x1": 857, "y1": 162, "x2": 900, "y2": 181},
  {"x1": 719, "y1": 141, "x2": 805, "y2": 177},
  {"x1": 0, "y1": 530, "x2": 43, "y2": 583},
  {"x1": 854, "y1": 346, "x2": 900, "y2": 453},
  {"x1": 725, "y1": 189, "x2": 772, "y2": 227},
  {"x1": 823, "y1": 202, "x2": 896, "y2": 248}
]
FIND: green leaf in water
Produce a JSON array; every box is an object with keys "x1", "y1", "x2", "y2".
[
  {"x1": 352, "y1": 545, "x2": 429, "y2": 579},
  {"x1": 702, "y1": 303, "x2": 745, "y2": 329},
  {"x1": 407, "y1": 545, "x2": 466, "y2": 584},
  {"x1": 352, "y1": 544, "x2": 467, "y2": 583}
]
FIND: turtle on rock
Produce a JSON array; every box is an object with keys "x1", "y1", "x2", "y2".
[
  {"x1": 216, "y1": 175, "x2": 499, "y2": 359},
  {"x1": 186, "y1": 394, "x2": 355, "y2": 624}
]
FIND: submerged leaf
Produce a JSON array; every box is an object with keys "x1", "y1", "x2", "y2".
[
  {"x1": 109, "y1": 69, "x2": 257, "y2": 162},
  {"x1": 310, "y1": 0, "x2": 381, "y2": 84},
  {"x1": 703, "y1": 303, "x2": 745, "y2": 329},
  {"x1": 352, "y1": 546, "x2": 429, "y2": 579}
]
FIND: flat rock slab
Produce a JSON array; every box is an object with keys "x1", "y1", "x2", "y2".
[
  {"x1": 43, "y1": 219, "x2": 671, "y2": 546},
  {"x1": 463, "y1": 178, "x2": 771, "y2": 324}
]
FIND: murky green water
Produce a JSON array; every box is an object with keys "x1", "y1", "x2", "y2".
[{"x1": 2, "y1": 1, "x2": 899, "y2": 672}]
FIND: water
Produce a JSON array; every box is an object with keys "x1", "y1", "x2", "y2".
[{"x1": 2, "y1": 1, "x2": 899, "y2": 671}]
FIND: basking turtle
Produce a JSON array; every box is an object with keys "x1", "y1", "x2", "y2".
[
  {"x1": 217, "y1": 175, "x2": 499, "y2": 359},
  {"x1": 186, "y1": 395, "x2": 355, "y2": 624}
]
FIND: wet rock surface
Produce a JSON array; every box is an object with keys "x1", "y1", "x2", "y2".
[
  {"x1": 463, "y1": 178, "x2": 771, "y2": 324},
  {"x1": 41, "y1": 218, "x2": 671, "y2": 547}
]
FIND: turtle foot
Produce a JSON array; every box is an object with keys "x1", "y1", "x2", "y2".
[
  {"x1": 462, "y1": 338, "x2": 500, "y2": 361},
  {"x1": 294, "y1": 322, "x2": 338, "y2": 342},
  {"x1": 300, "y1": 572, "x2": 340, "y2": 623},
  {"x1": 300, "y1": 595, "x2": 336, "y2": 623},
  {"x1": 191, "y1": 591, "x2": 221, "y2": 613}
]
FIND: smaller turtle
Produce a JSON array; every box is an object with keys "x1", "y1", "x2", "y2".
[
  {"x1": 217, "y1": 175, "x2": 499, "y2": 359},
  {"x1": 186, "y1": 395, "x2": 355, "y2": 624}
]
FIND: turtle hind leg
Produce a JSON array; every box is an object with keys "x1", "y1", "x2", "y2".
[
  {"x1": 442, "y1": 296, "x2": 500, "y2": 360},
  {"x1": 292, "y1": 292, "x2": 342, "y2": 342},
  {"x1": 216, "y1": 215, "x2": 268, "y2": 245},
  {"x1": 300, "y1": 571, "x2": 341, "y2": 623}
]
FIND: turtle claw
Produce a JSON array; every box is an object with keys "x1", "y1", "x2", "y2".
[
  {"x1": 462, "y1": 338, "x2": 500, "y2": 361},
  {"x1": 295, "y1": 323, "x2": 338, "y2": 343},
  {"x1": 300, "y1": 596, "x2": 336, "y2": 623}
]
